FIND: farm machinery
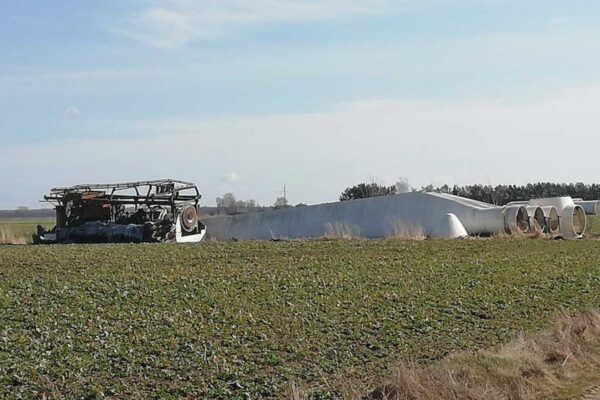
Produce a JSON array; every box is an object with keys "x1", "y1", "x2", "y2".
[{"x1": 33, "y1": 179, "x2": 206, "y2": 244}]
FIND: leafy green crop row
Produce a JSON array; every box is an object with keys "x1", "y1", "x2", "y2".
[{"x1": 1, "y1": 238, "x2": 599, "y2": 399}]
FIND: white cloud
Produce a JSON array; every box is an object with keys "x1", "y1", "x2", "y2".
[
  {"x1": 115, "y1": 0, "x2": 407, "y2": 48},
  {"x1": 4, "y1": 67, "x2": 160, "y2": 83},
  {"x1": 4, "y1": 24, "x2": 600, "y2": 98},
  {"x1": 547, "y1": 16, "x2": 573, "y2": 26},
  {"x1": 222, "y1": 172, "x2": 239, "y2": 183},
  {"x1": 61, "y1": 105, "x2": 83, "y2": 117},
  {"x1": 3, "y1": 84, "x2": 600, "y2": 208}
]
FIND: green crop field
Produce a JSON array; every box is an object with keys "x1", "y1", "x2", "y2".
[
  {"x1": 586, "y1": 214, "x2": 600, "y2": 236},
  {"x1": 1, "y1": 237, "x2": 600, "y2": 399}
]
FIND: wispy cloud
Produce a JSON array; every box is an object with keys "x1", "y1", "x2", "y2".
[
  {"x1": 3, "y1": 84, "x2": 600, "y2": 208},
  {"x1": 113, "y1": 0, "x2": 407, "y2": 48},
  {"x1": 61, "y1": 105, "x2": 83, "y2": 117},
  {"x1": 6, "y1": 23, "x2": 600, "y2": 93},
  {"x1": 0, "y1": 66, "x2": 163, "y2": 83},
  {"x1": 222, "y1": 172, "x2": 239, "y2": 183}
]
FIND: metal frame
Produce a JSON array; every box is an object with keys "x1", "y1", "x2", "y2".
[
  {"x1": 34, "y1": 179, "x2": 206, "y2": 244},
  {"x1": 43, "y1": 179, "x2": 201, "y2": 209}
]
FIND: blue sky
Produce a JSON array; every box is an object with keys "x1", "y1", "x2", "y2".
[{"x1": 2, "y1": 0, "x2": 600, "y2": 207}]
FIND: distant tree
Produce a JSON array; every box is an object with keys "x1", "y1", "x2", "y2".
[
  {"x1": 273, "y1": 196, "x2": 289, "y2": 208},
  {"x1": 439, "y1": 184, "x2": 451, "y2": 194},
  {"x1": 16, "y1": 206, "x2": 29, "y2": 210},
  {"x1": 395, "y1": 177, "x2": 411, "y2": 193},
  {"x1": 420, "y1": 182, "x2": 600, "y2": 205},
  {"x1": 339, "y1": 183, "x2": 397, "y2": 201},
  {"x1": 235, "y1": 199, "x2": 258, "y2": 211},
  {"x1": 0, "y1": 208, "x2": 54, "y2": 219},
  {"x1": 216, "y1": 194, "x2": 262, "y2": 215},
  {"x1": 216, "y1": 193, "x2": 237, "y2": 215}
]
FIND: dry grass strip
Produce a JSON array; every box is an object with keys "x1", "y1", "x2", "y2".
[
  {"x1": 284, "y1": 310, "x2": 600, "y2": 400},
  {"x1": 0, "y1": 226, "x2": 26, "y2": 245}
]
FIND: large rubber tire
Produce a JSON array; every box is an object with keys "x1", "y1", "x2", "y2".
[{"x1": 181, "y1": 205, "x2": 198, "y2": 233}]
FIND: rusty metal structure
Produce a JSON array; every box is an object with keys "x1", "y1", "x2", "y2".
[{"x1": 34, "y1": 179, "x2": 206, "y2": 244}]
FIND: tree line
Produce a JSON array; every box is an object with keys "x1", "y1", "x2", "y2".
[
  {"x1": 340, "y1": 181, "x2": 600, "y2": 205},
  {"x1": 212, "y1": 193, "x2": 292, "y2": 215},
  {"x1": 423, "y1": 182, "x2": 600, "y2": 205},
  {"x1": 0, "y1": 208, "x2": 54, "y2": 219}
]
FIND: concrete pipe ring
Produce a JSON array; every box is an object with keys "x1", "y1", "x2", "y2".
[
  {"x1": 572, "y1": 205, "x2": 587, "y2": 236},
  {"x1": 504, "y1": 205, "x2": 530, "y2": 234},
  {"x1": 526, "y1": 206, "x2": 546, "y2": 233},
  {"x1": 542, "y1": 206, "x2": 560, "y2": 234},
  {"x1": 560, "y1": 204, "x2": 587, "y2": 238}
]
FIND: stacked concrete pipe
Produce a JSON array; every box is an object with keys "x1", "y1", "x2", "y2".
[
  {"x1": 537, "y1": 198, "x2": 586, "y2": 238},
  {"x1": 525, "y1": 206, "x2": 546, "y2": 232},
  {"x1": 509, "y1": 197, "x2": 586, "y2": 238},
  {"x1": 540, "y1": 206, "x2": 560, "y2": 235}
]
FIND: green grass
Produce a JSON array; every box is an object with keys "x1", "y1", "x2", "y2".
[
  {"x1": 0, "y1": 218, "x2": 54, "y2": 243},
  {"x1": 586, "y1": 214, "x2": 600, "y2": 236},
  {"x1": 1, "y1": 239, "x2": 599, "y2": 399}
]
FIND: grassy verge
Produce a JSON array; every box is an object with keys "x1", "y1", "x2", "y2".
[
  {"x1": 0, "y1": 218, "x2": 54, "y2": 244},
  {"x1": 362, "y1": 310, "x2": 600, "y2": 400},
  {"x1": 586, "y1": 215, "x2": 600, "y2": 236},
  {"x1": 0, "y1": 239, "x2": 599, "y2": 399}
]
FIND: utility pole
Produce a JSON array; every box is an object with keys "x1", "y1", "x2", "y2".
[{"x1": 283, "y1": 185, "x2": 287, "y2": 202}]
